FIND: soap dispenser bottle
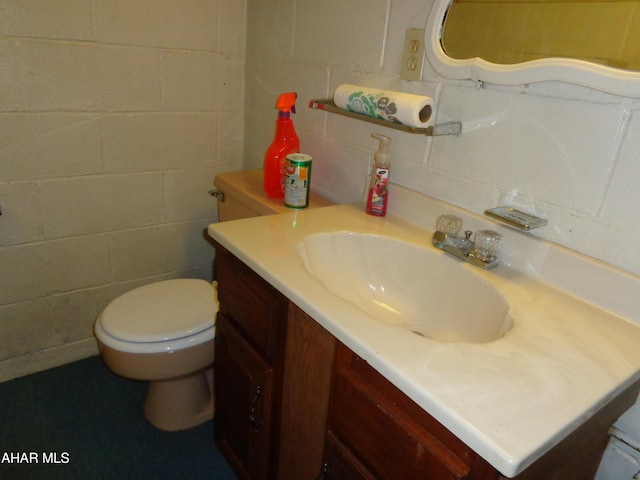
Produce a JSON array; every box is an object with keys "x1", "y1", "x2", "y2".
[
  {"x1": 263, "y1": 92, "x2": 300, "y2": 199},
  {"x1": 366, "y1": 133, "x2": 392, "y2": 216}
]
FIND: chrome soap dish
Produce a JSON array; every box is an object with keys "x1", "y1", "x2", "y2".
[{"x1": 484, "y1": 206, "x2": 547, "y2": 231}]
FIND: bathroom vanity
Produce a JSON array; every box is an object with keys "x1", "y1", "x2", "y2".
[
  {"x1": 208, "y1": 193, "x2": 640, "y2": 480},
  {"x1": 214, "y1": 244, "x2": 334, "y2": 479}
]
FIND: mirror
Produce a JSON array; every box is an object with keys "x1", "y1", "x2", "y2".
[
  {"x1": 442, "y1": 0, "x2": 640, "y2": 71},
  {"x1": 425, "y1": 0, "x2": 640, "y2": 97}
]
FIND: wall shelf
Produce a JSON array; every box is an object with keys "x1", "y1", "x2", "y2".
[{"x1": 308, "y1": 98, "x2": 462, "y2": 136}]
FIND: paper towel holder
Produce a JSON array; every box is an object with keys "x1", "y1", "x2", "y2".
[{"x1": 309, "y1": 98, "x2": 461, "y2": 136}]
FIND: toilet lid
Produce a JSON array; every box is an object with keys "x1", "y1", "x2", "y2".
[{"x1": 99, "y1": 279, "x2": 218, "y2": 343}]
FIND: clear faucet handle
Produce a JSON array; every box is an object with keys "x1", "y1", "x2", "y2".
[
  {"x1": 436, "y1": 214, "x2": 463, "y2": 235},
  {"x1": 473, "y1": 230, "x2": 503, "y2": 260}
]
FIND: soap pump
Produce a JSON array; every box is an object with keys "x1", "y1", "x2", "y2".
[{"x1": 366, "y1": 133, "x2": 392, "y2": 216}]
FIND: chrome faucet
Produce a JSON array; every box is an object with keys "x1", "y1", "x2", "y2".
[{"x1": 432, "y1": 214, "x2": 502, "y2": 269}]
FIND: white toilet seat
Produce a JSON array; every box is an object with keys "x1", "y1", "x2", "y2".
[
  {"x1": 95, "y1": 279, "x2": 218, "y2": 354},
  {"x1": 95, "y1": 320, "x2": 215, "y2": 354}
]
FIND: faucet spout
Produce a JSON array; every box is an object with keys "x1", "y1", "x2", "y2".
[{"x1": 432, "y1": 216, "x2": 502, "y2": 270}]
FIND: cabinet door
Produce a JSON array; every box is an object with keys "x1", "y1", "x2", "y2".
[
  {"x1": 215, "y1": 312, "x2": 274, "y2": 480},
  {"x1": 321, "y1": 431, "x2": 377, "y2": 480}
]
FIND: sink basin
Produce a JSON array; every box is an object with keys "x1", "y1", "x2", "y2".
[{"x1": 297, "y1": 232, "x2": 512, "y2": 343}]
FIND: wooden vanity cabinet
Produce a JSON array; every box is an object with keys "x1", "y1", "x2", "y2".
[
  {"x1": 321, "y1": 342, "x2": 640, "y2": 480},
  {"x1": 214, "y1": 245, "x2": 640, "y2": 480},
  {"x1": 214, "y1": 244, "x2": 335, "y2": 480},
  {"x1": 322, "y1": 342, "x2": 498, "y2": 480},
  {"x1": 214, "y1": 245, "x2": 288, "y2": 480}
]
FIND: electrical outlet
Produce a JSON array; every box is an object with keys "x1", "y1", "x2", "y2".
[{"x1": 400, "y1": 28, "x2": 425, "y2": 81}]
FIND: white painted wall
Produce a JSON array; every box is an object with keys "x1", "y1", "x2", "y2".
[
  {"x1": 244, "y1": 1, "x2": 640, "y2": 477},
  {"x1": 245, "y1": 0, "x2": 640, "y2": 279},
  {"x1": 0, "y1": 0, "x2": 246, "y2": 380}
]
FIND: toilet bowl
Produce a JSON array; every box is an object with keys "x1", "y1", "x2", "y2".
[{"x1": 94, "y1": 278, "x2": 218, "y2": 431}]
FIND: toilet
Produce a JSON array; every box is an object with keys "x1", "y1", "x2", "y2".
[
  {"x1": 94, "y1": 279, "x2": 217, "y2": 431},
  {"x1": 94, "y1": 169, "x2": 332, "y2": 431}
]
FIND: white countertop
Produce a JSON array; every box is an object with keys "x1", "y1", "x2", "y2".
[{"x1": 207, "y1": 197, "x2": 640, "y2": 477}]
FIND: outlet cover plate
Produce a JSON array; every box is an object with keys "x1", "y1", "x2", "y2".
[{"x1": 400, "y1": 28, "x2": 425, "y2": 81}]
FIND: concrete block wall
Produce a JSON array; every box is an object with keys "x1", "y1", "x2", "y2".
[
  {"x1": 243, "y1": 1, "x2": 640, "y2": 478},
  {"x1": 244, "y1": 0, "x2": 640, "y2": 279},
  {"x1": 0, "y1": 0, "x2": 246, "y2": 381}
]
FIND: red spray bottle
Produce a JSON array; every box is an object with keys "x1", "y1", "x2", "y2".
[{"x1": 263, "y1": 92, "x2": 300, "y2": 198}]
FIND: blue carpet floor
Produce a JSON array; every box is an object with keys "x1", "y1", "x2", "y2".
[{"x1": 0, "y1": 355, "x2": 237, "y2": 479}]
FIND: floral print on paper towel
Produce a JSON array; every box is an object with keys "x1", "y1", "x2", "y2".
[{"x1": 346, "y1": 91, "x2": 400, "y2": 123}]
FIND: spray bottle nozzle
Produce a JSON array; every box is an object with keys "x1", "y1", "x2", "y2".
[{"x1": 276, "y1": 92, "x2": 298, "y2": 114}]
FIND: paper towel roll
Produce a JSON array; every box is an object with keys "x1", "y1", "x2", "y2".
[{"x1": 333, "y1": 84, "x2": 433, "y2": 127}]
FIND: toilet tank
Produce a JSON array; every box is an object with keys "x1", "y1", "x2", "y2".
[{"x1": 213, "y1": 169, "x2": 333, "y2": 222}]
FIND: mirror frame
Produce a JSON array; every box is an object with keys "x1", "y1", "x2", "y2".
[{"x1": 425, "y1": 0, "x2": 640, "y2": 98}]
